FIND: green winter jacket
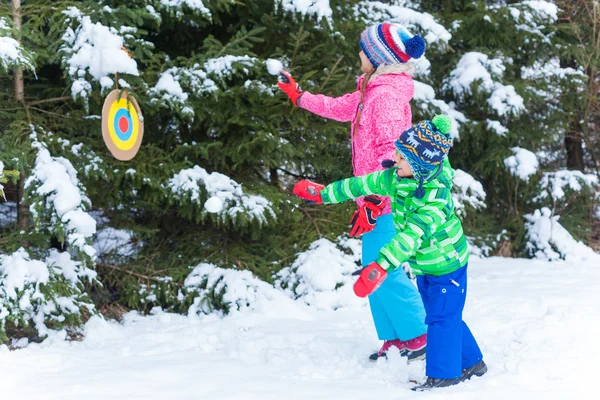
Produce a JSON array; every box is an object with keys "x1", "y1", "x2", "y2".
[{"x1": 320, "y1": 159, "x2": 469, "y2": 276}]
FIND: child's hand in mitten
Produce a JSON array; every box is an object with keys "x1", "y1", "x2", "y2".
[
  {"x1": 349, "y1": 195, "x2": 385, "y2": 236},
  {"x1": 277, "y1": 71, "x2": 303, "y2": 106},
  {"x1": 292, "y1": 180, "x2": 324, "y2": 204},
  {"x1": 353, "y1": 262, "x2": 388, "y2": 298}
]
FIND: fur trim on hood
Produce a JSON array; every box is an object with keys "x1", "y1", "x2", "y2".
[{"x1": 372, "y1": 63, "x2": 415, "y2": 78}]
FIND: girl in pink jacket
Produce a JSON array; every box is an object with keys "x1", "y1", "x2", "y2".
[{"x1": 278, "y1": 23, "x2": 428, "y2": 362}]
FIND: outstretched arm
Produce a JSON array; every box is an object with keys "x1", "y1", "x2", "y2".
[
  {"x1": 320, "y1": 169, "x2": 394, "y2": 204},
  {"x1": 299, "y1": 91, "x2": 361, "y2": 122}
]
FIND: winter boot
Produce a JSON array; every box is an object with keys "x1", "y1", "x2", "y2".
[
  {"x1": 462, "y1": 360, "x2": 487, "y2": 381},
  {"x1": 368, "y1": 334, "x2": 427, "y2": 362},
  {"x1": 404, "y1": 333, "x2": 427, "y2": 362},
  {"x1": 369, "y1": 339, "x2": 406, "y2": 361},
  {"x1": 411, "y1": 376, "x2": 464, "y2": 392}
]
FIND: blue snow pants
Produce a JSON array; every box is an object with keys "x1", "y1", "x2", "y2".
[
  {"x1": 362, "y1": 214, "x2": 427, "y2": 341},
  {"x1": 416, "y1": 264, "x2": 483, "y2": 379}
]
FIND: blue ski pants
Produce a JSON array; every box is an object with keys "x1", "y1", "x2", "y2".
[
  {"x1": 362, "y1": 214, "x2": 427, "y2": 341},
  {"x1": 416, "y1": 264, "x2": 483, "y2": 379}
]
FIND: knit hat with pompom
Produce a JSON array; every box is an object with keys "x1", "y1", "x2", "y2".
[
  {"x1": 394, "y1": 115, "x2": 453, "y2": 198},
  {"x1": 359, "y1": 23, "x2": 426, "y2": 67}
]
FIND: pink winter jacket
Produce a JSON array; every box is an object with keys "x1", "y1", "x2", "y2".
[{"x1": 299, "y1": 70, "x2": 414, "y2": 213}]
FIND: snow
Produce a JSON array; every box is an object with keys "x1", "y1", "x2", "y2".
[
  {"x1": 445, "y1": 52, "x2": 525, "y2": 116},
  {"x1": 510, "y1": 1, "x2": 558, "y2": 24},
  {"x1": 154, "y1": 70, "x2": 189, "y2": 102},
  {"x1": 204, "y1": 55, "x2": 256, "y2": 77},
  {"x1": 204, "y1": 196, "x2": 224, "y2": 213},
  {"x1": 0, "y1": 21, "x2": 34, "y2": 72},
  {"x1": 146, "y1": 5, "x2": 162, "y2": 21},
  {"x1": 151, "y1": 56, "x2": 259, "y2": 114},
  {"x1": 0, "y1": 248, "x2": 49, "y2": 299},
  {"x1": 354, "y1": 1, "x2": 451, "y2": 44},
  {"x1": 536, "y1": 170, "x2": 598, "y2": 201},
  {"x1": 0, "y1": 248, "x2": 96, "y2": 336},
  {"x1": 61, "y1": 10, "x2": 139, "y2": 98},
  {"x1": 168, "y1": 165, "x2": 275, "y2": 224},
  {"x1": 525, "y1": 207, "x2": 600, "y2": 263},
  {"x1": 266, "y1": 58, "x2": 284, "y2": 75},
  {"x1": 486, "y1": 119, "x2": 508, "y2": 136},
  {"x1": 275, "y1": 238, "x2": 364, "y2": 310},
  {"x1": 93, "y1": 227, "x2": 139, "y2": 261},
  {"x1": 452, "y1": 169, "x2": 486, "y2": 218},
  {"x1": 413, "y1": 80, "x2": 466, "y2": 139},
  {"x1": 158, "y1": 0, "x2": 211, "y2": 17},
  {"x1": 0, "y1": 201, "x2": 17, "y2": 228},
  {"x1": 279, "y1": 0, "x2": 333, "y2": 27},
  {"x1": 185, "y1": 263, "x2": 301, "y2": 317},
  {"x1": 521, "y1": 58, "x2": 584, "y2": 80},
  {"x1": 504, "y1": 147, "x2": 539, "y2": 182},
  {"x1": 2, "y1": 256, "x2": 600, "y2": 398},
  {"x1": 25, "y1": 131, "x2": 96, "y2": 257}
]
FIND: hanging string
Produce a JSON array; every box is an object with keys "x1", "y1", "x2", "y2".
[{"x1": 116, "y1": 46, "x2": 133, "y2": 90}]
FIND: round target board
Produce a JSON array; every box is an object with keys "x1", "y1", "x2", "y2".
[{"x1": 102, "y1": 89, "x2": 144, "y2": 161}]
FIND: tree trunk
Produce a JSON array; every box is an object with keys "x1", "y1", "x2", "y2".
[
  {"x1": 565, "y1": 133, "x2": 585, "y2": 171},
  {"x1": 13, "y1": 0, "x2": 29, "y2": 245}
]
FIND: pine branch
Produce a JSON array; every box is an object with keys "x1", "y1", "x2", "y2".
[{"x1": 97, "y1": 262, "x2": 184, "y2": 287}]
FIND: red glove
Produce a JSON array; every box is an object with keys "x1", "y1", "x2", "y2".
[
  {"x1": 277, "y1": 71, "x2": 303, "y2": 106},
  {"x1": 349, "y1": 195, "x2": 385, "y2": 237},
  {"x1": 292, "y1": 180, "x2": 324, "y2": 204},
  {"x1": 353, "y1": 262, "x2": 388, "y2": 298}
]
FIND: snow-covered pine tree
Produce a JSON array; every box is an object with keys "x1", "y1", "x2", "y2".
[{"x1": 415, "y1": 0, "x2": 598, "y2": 255}]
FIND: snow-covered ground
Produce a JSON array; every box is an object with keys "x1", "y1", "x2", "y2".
[{"x1": 1, "y1": 256, "x2": 599, "y2": 399}]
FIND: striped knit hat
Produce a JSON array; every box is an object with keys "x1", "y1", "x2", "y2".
[
  {"x1": 394, "y1": 115, "x2": 452, "y2": 198},
  {"x1": 359, "y1": 23, "x2": 426, "y2": 67}
]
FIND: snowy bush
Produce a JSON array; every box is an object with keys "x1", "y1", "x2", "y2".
[
  {"x1": 524, "y1": 208, "x2": 600, "y2": 263},
  {"x1": 184, "y1": 263, "x2": 292, "y2": 317},
  {"x1": 452, "y1": 169, "x2": 486, "y2": 218},
  {"x1": 0, "y1": 248, "x2": 97, "y2": 341},
  {"x1": 168, "y1": 165, "x2": 276, "y2": 227},
  {"x1": 444, "y1": 52, "x2": 525, "y2": 117},
  {"x1": 59, "y1": 7, "x2": 147, "y2": 106},
  {"x1": 25, "y1": 129, "x2": 96, "y2": 261},
  {"x1": 275, "y1": 238, "x2": 365, "y2": 310},
  {"x1": 535, "y1": 170, "x2": 598, "y2": 203},
  {"x1": 413, "y1": 80, "x2": 466, "y2": 139}
]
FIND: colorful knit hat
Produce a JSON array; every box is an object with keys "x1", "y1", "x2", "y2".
[
  {"x1": 394, "y1": 115, "x2": 453, "y2": 198},
  {"x1": 359, "y1": 23, "x2": 426, "y2": 68}
]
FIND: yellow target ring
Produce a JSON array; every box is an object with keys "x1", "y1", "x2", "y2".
[
  {"x1": 107, "y1": 98, "x2": 139, "y2": 151},
  {"x1": 102, "y1": 89, "x2": 144, "y2": 161}
]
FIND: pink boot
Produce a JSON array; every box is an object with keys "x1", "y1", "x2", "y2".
[
  {"x1": 369, "y1": 334, "x2": 427, "y2": 362},
  {"x1": 405, "y1": 333, "x2": 427, "y2": 362}
]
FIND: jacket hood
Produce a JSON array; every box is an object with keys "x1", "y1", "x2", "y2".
[{"x1": 356, "y1": 64, "x2": 414, "y2": 92}]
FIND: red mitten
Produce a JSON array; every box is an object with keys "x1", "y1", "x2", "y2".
[
  {"x1": 353, "y1": 262, "x2": 388, "y2": 298},
  {"x1": 292, "y1": 180, "x2": 325, "y2": 204},
  {"x1": 349, "y1": 195, "x2": 385, "y2": 237},
  {"x1": 277, "y1": 71, "x2": 303, "y2": 106}
]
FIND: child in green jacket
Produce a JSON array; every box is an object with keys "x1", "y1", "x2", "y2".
[{"x1": 292, "y1": 115, "x2": 487, "y2": 391}]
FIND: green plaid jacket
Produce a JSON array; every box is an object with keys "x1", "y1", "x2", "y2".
[{"x1": 321, "y1": 160, "x2": 469, "y2": 276}]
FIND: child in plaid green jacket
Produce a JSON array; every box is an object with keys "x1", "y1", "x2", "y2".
[{"x1": 293, "y1": 116, "x2": 487, "y2": 391}]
